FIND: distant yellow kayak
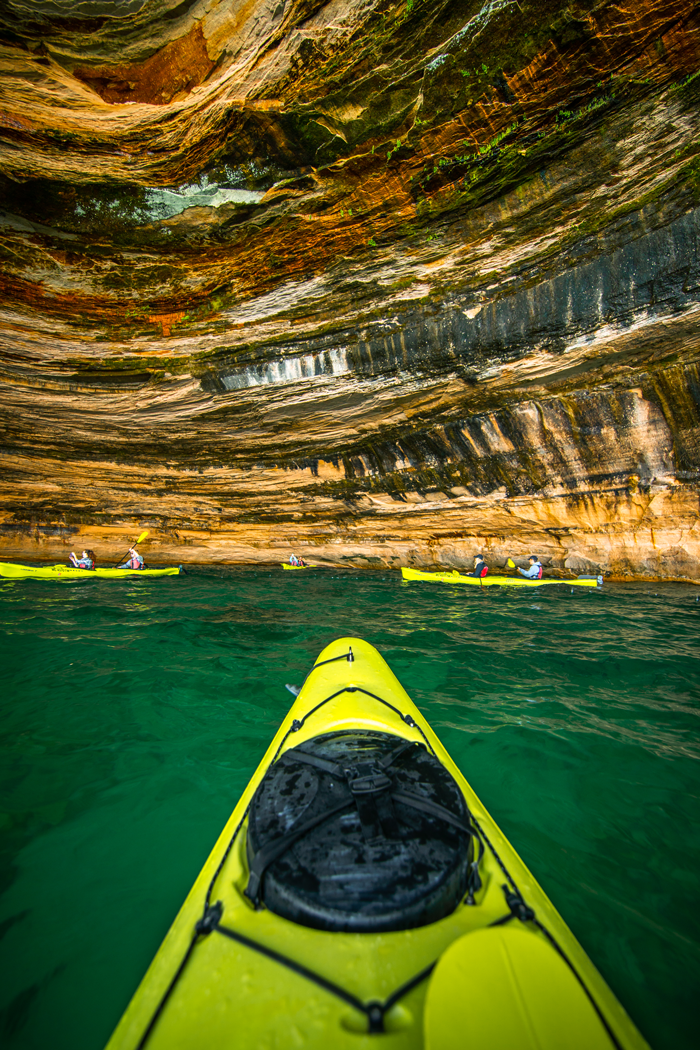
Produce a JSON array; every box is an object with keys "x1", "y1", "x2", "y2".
[
  {"x1": 281, "y1": 562, "x2": 317, "y2": 570},
  {"x1": 401, "y1": 567, "x2": 603, "y2": 588},
  {"x1": 0, "y1": 562, "x2": 183, "y2": 580},
  {"x1": 106, "y1": 638, "x2": 647, "y2": 1050}
]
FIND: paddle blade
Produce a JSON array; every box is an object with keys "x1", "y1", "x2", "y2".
[
  {"x1": 136, "y1": 530, "x2": 149, "y2": 544},
  {"x1": 506, "y1": 558, "x2": 515, "y2": 569},
  {"x1": 424, "y1": 927, "x2": 607, "y2": 1050}
]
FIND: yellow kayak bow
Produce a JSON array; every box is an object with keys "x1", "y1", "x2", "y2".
[{"x1": 106, "y1": 638, "x2": 647, "y2": 1050}]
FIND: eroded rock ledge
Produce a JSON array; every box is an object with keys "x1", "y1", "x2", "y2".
[{"x1": 1, "y1": 0, "x2": 699, "y2": 575}]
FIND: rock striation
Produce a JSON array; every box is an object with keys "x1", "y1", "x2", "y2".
[{"x1": 1, "y1": 0, "x2": 699, "y2": 575}]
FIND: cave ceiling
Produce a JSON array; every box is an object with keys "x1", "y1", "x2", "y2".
[{"x1": 1, "y1": 0, "x2": 700, "y2": 575}]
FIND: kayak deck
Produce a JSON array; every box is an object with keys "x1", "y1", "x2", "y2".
[
  {"x1": 281, "y1": 562, "x2": 317, "y2": 570},
  {"x1": 106, "y1": 638, "x2": 646, "y2": 1050},
  {"x1": 0, "y1": 562, "x2": 182, "y2": 580},
  {"x1": 401, "y1": 567, "x2": 603, "y2": 587}
]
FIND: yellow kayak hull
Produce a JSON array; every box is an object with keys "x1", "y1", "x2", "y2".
[
  {"x1": 401, "y1": 567, "x2": 602, "y2": 588},
  {"x1": 106, "y1": 638, "x2": 646, "y2": 1050},
  {"x1": 281, "y1": 562, "x2": 317, "y2": 570},
  {"x1": 0, "y1": 562, "x2": 182, "y2": 580}
]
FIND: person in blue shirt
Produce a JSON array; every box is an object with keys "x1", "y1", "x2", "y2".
[{"x1": 518, "y1": 556, "x2": 543, "y2": 579}]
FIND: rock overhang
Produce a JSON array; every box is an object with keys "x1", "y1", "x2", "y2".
[{"x1": 1, "y1": 0, "x2": 699, "y2": 575}]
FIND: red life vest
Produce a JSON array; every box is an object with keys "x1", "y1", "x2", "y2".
[
  {"x1": 535, "y1": 563, "x2": 543, "y2": 578},
  {"x1": 479, "y1": 564, "x2": 488, "y2": 577}
]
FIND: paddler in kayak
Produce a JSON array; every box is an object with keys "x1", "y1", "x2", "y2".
[
  {"x1": 68, "y1": 549, "x2": 96, "y2": 570},
  {"x1": 118, "y1": 547, "x2": 145, "y2": 570},
  {"x1": 289, "y1": 554, "x2": 307, "y2": 566},
  {"x1": 518, "y1": 555, "x2": 544, "y2": 579},
  {"x1": 467, "y1": 554, "x2": 488, "y2": 578}
]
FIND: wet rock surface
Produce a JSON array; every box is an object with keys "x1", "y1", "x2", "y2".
[{"x1": 0, "y1": 0, "x2": 699, "y2": 576}]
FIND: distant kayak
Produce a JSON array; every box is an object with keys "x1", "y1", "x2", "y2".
[
  {"x1": 0, "y1": 562, "x2": 183, "y2": 580},
  {"x1": 402, "y1": 567, "x2": 603, "y2": 588},
  {"x1": 281, "y1": 563, "x2": 317, "y2": 570},
  {"x1": 105, "y1": 637, "x2": 647, "y2": 1050}
]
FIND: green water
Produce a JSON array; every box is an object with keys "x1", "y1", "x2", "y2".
[{"x1": 1, "y1": 567, "x2": 699, "y2": 1049}]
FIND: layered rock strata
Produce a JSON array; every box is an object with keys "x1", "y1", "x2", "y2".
[{"x1": 1, "y1": 0, "x2": 699, "y2": 575}]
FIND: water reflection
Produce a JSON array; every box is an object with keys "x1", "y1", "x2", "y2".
[{"x1": 0, "y1": 569, "x2": 699, "y2": 1049}]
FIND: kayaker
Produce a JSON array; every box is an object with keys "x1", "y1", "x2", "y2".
[
  {"x1": 69, "y1": 549, "x2": 96, "y2": 570},
  {"x1": 289, "y1": 554, "x2": 307, "y2": 567},
  {"x1": 518, "y1": 555, "x2": 543, "y2": 579},
  {"x1": 468, "y1": 554, "x2": 488, "y2": 578},
  {"x1": 119, "y1": 547, "x2": 144, "y2": 570}
]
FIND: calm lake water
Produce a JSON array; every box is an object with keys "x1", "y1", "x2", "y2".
[{"x1": 1, "y1": 566, "x2": 699, "y2": 1049}]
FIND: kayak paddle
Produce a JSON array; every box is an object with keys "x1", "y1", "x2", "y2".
[{"x1": 114, "y1": 529, "x2": 149, "y2": 568}]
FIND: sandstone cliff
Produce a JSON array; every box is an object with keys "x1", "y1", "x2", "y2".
[{"x1": 1, "y1": 0, "x2": 699, "y2": 576}]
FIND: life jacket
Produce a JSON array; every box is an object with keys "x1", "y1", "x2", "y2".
[
  {"x1": 534, "y1": 562, "x2": 543, "y2": 579},
  {"x1": 127, "y1": 554, "x2": 142, "y2": 569},
  {"x1": 479, "y1": 563, "x2": 488, "y2": 578}
]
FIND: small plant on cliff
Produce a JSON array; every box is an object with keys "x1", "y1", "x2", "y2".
[
  {"x1": 387, "y1": 138, "x2": 402, "y2": 162},
  {"x1": 685, "y1": 157, "x2": 700, "y2": 196},
  {"x1": 670, "y1": 68, "x2": 700, "y2": 93}
]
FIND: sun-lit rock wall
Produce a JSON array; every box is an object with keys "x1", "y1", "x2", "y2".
[{"x1": 1, "y1": 0, "x2": 699, "y2": 574}]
